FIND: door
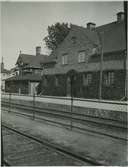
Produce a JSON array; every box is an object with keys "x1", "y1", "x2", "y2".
[{"x1": 66, "y1": 77, "x2": 71, "y2": 96}]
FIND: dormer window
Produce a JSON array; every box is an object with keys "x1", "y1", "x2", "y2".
[
  {"x1": 71, "y1": 36, "x2": 77, "y2": 44},
  {"x1": 62, "y1": 54, "x2": 68, "y2": 65}
]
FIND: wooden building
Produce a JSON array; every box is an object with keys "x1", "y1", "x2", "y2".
[
  {"x1": 5, "y1": 47, "x2": 48, "y2": 95},
  {"x1": 1, "y1": 57, "x2": 11, "y2": 92}
]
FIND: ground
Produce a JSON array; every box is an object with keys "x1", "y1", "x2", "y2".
[{"x1": 2, "y1": 110, "x2": 128, "y2": 166}]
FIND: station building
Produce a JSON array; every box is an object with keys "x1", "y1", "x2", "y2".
[{"x1": 38, "y1": 12, "x2": 126, "y2": 100}]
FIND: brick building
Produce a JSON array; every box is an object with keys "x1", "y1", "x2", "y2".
[
  {"x1": 39, "y1": 12, "x2": 126, "y2": 100},
  {"x1": 5, "y1": 47, "x2": 48, "y2": 95}
]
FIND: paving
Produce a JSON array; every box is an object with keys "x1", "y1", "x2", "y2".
[
  {"x1": 2, "y1": 127, "x2": 88, "y2": 166},
  {"x1": 2, "y1": 110, "x2": 128, "y2": 166}
]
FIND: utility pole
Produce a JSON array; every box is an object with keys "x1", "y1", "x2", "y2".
[
  {"x1": 124, "y1": 1, "x2": 127, "y2": 100},
  {"x1": 1, "y1": 128, "x2": 4, "y2": 166},
  {"x1": 97, "y1": 31, "x2": 104, "y2": 100}
]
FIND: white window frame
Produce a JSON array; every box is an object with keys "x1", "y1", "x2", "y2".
[
  {"x1": 78, "y1": 51, "x2": 85, "y2": 63},
  {"x1": 104, "y1": 71, "x2": 114, "y2": 86},
  {"x1": 62, "y1": 54, "x2": 68, "y2": 65}
]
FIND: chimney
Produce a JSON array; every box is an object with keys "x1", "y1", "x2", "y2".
[
  {"x1": 36, "y1": 46, "x2": 41, "y2": 56},
  {"x1": 87, "y1": 22, "x2": 96, "y2": 30},
  {"x1": 1, "y1": 57, "x2": 4, "y2": 72},
  {"x1": 117, "y1": 12, "x2": 124, "y2": 22}
]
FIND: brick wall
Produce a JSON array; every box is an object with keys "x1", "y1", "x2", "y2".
[
  {"x1": 39, "y1": 26, "x2": 125, "y2": 100},
  {"x1": 39, "y1": 69, "x2": 125, "y2": 100}
]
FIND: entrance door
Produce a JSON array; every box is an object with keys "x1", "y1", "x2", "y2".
[{"x1": 66, "y1": 77, "x2": 71, "y2": 96}]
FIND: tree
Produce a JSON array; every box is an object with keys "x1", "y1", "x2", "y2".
[{"x1": 44, "y1": 22, "x2": 70, "y2": 52}]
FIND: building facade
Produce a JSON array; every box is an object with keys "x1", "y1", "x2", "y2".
[
  {"x1": 5, "y1": 47, "x2": 48, "y2": 95},
  {"x1": 1, "y1": 57, "x2": 11, "y2": 92},
  {"x1": 39, "y1": 12, "x2": 126, "y2": 100}
]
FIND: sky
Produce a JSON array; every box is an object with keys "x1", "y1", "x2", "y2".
[{"x1": 1, "y1": 1, "x2": 123, "y2": 70}]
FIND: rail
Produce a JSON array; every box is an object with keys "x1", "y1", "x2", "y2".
[
  {"x1": 2, "y1": 101, "x2": 127, "y2": 141},
  {"x1": 2, "y1": 123, "x2": 104, "y2": 166}
]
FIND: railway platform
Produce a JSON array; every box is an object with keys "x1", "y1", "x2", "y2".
[{"x1": 2, "y1": 110, "x2": 127, "y2": 166}]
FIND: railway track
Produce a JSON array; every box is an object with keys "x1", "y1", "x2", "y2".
[
  {"x1": 2, "y1": 123, "x2": 103, "y2": 166},
  {"x1": 2, "y1": 101, "x2": 127, "y2": 141}
]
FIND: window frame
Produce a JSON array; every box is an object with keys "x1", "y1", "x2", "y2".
[
  {"x1": 104, "y1": 71, "x2": 114, "y2": 86},
  {"x1": 78, "y1": 51, "x2": 85, "y2": 63},
  {"x1": 62, "y1": 54, "x2": 68, "y2": 65},
  {"x1": 83, "y1": 73, "x2": 92, "y2": 86}
]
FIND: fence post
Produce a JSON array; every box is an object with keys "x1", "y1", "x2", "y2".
[
  {"x1": 1, "y1": 127, "x2": 4, "y2": 166},
  {"x1": 70, "y1": 96, "x2": 73, "y2": 130},
  {"x1": 32, "y1": 93, "x2": 35, "y2": 119},
  {"x1": 8, "y1": 93, "x2": 11, "y2": 113},
  {"x1": 70, "y1": 77, "x2": 73, "y2": 130}
]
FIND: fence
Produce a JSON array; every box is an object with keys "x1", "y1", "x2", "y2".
[
  {"x1": 1, "y1": 92, "x2": 128, "y2": 139},
  {"x1": 2, "y1": 92, "x2": 127, "y2": 111}
]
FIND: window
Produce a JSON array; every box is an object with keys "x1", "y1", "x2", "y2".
[
  {"x1": 104, "y1": 72, "x2": 114, "y2": 86},
  {"x1": 78, "y1": 51, "x2": 85, "y2": 63},
  {"x1": 55, "y1": 76, "x2": 59, "y2": 87},
  {"x1": 62, "y1": 54, "x2": 68, "y2": 65},
  {"x1": 83, "y1": 73, "x2": 92, "y2": 86},
  {"x1": 78, "y1": 50, "x2": 90, "y2": 63},
  {"x1": 92, "y1": 48, "x2": 97, "y2": 55},
  {"x1": 71, "y1": 36, "x2": 77, "y2": 44},
  {"x1": 35, "y1": 69, "x2": 40, "y2": 74}
]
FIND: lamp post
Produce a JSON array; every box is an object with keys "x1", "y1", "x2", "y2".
[
  {"x1": 67, "y1": 70, "x2": 77, "y2": 130},
  {"x1": 32, "y1": 92, "x2": 35, "y2": 119},
  {"x1": 70, "y1": 75, "x2": 74, "y2": 130},
  {"x1": 124, "y1": 1, "x2": 127, "y2": 100},
  {"x1": 1, "y1": 128, "x2": 4, "y2": 166},
  {"x1": 9, "y1": 92, "x2": 11, "y2": 113}
]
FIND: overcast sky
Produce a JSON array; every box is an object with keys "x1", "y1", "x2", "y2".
[{"x1": 1, "y1": 1, "x2": 123, "y2": 69}]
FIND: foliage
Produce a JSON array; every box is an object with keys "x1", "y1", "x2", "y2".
[{"x1": 44, "y1": 22, "x2": 70, "y2": 52}]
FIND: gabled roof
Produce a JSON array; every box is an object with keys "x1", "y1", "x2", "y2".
[
  {"x1": 96, "y1": 21, "x2": 126, "y2": 53},
  {"x1": 16, "y1": 54, "x2": 48, "y2": 68},
  {"x1": 70, "y1": 20, "x2": 125, "y2": 53},
  {"x1": 70, "y1": 24, "x2": 100, "y2": 47}
]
